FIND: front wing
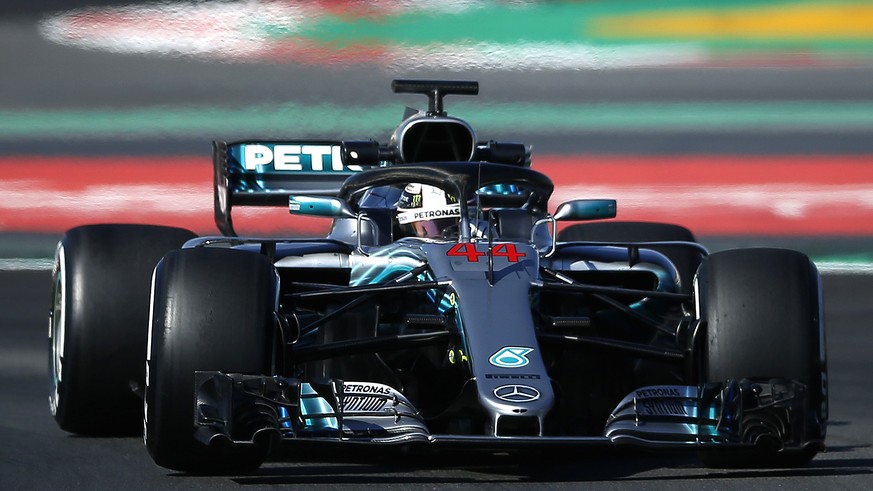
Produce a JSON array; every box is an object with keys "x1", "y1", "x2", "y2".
[{"x1": 193, "y1": 373, "x2": 821, "y2": 454}]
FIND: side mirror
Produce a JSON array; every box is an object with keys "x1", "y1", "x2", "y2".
[
  {"x1": 553, "y1": 199, "x2": 617, "y2": 221},
  {"x1": 341, "y1": 140, "x2": 396, "y2": 167},
  {"x1": 289, "y1": 195, "x2": 356, "y2": 218}
]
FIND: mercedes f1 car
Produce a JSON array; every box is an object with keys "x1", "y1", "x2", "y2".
[{"x1": 49, "y1": 80, "x2": 826, "y2": 473}]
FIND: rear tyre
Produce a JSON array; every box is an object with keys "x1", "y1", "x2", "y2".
[
  {"x1": 696, "y1": 248, "x2": 827, "y2": 467},
  {"x1": 558, "y1": 221, "x2": 701, "y2": 294},
  {"x1": 49, "y1": 224, "x2": 196, "y2": 435},
  {"x1": 145, "y1": 248, "x2": 276, "y2": 473}
]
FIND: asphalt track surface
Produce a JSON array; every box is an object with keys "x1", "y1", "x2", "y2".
[{"x1": 1, "y1": 270, "x2": 871, "y2": 490}]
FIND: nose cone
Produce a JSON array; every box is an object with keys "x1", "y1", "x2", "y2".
[
  {"x1": 478, "y1": 377, "x2": 554, "y2": 436},
  {"x1": 477, "y1": 360, "x2": 555, "y2": 436}
]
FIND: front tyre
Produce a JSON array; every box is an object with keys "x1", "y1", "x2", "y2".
[
  {"x1": 696, "y1": 248, "x2": 827, "y2": 467},
  {"x1": 145, "y1": 248, "x2": 277, "y2": 473},
  {"x1": 49, "y1": 224, "x2": 196, "y2": 435}
]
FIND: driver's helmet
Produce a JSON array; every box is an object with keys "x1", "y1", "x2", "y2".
[{"x1": 395, "y1": 183, "x2": 461, "y2": 238}]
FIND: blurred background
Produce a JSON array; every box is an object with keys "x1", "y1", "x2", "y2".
[{"x1": 2, "y1": 0, "x2": 873, "y2": 270}]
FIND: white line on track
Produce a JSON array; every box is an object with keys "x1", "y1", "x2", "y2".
[{"x1": 1, "y1": 258, "x2": 55, "y2": 271}]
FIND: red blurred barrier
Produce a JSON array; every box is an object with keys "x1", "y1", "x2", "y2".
[{"x1": 2, "y1": 155, "x2": 872, "y2": 236}]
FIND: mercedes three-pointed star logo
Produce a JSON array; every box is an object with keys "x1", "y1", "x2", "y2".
[{"x1": 493, "y1": 384, "x2": 541, "y2": 403}]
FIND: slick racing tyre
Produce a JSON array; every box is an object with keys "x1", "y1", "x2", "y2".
[
  {"x1": 558, "y1": 221, "x2": 701, "y2": 295},
  {"x1": 49, "y1": 224, "x2": 196, "y2": 436},
  {"x1": 695, "y1": 248, "x2": 827, "y2": 467},
  {"x1": 145, "y1": 248, "x2": 276, "y2": 473}
]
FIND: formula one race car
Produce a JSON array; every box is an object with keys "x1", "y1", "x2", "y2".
[{"x1": 49, "y1": 80, "x2": 826, "y2": 473}]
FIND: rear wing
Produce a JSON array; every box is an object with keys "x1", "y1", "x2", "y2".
[{"x1": 213, "y1": 140, "x2": 372, "y2": 236}]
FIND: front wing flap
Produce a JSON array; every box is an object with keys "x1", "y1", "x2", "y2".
[
  {"x1": 193, "y1": 373, "x2": 430, "y2": 448},
  {"x1": 604, "y1": 379, "x2": 817, "y2": 452}
]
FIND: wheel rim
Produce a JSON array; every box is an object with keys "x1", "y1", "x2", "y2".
[{"x1": 49, "y1": 244, "x2": 66, "y2": 416}]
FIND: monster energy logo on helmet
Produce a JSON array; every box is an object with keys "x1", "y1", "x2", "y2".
[{"x1": 396, "y1": 183, "x2": 460, "y2": 225}]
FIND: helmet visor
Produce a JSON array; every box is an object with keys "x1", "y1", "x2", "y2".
[{"x1": 403, "y1": 217, "x2": 459, "y2": 238}]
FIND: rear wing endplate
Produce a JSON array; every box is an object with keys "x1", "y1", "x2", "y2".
[{"x1": 213, "y1": 140, "x2": 373, "y2": 236}]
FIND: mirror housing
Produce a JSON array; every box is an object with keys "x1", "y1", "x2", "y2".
[
  {"x1": 341, "y1": 140, "x2": 396, "y2": 167},
  {"x1": 553, "y1": 199, "x2": 616, "y2": 221},
  {"x1": 289, "y1": 195, "x2": 356, "y2": 218}
]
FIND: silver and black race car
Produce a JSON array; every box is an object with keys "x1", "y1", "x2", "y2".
[{"x1": 49, "y1": 80, "x2": 827, "y2": 473}]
